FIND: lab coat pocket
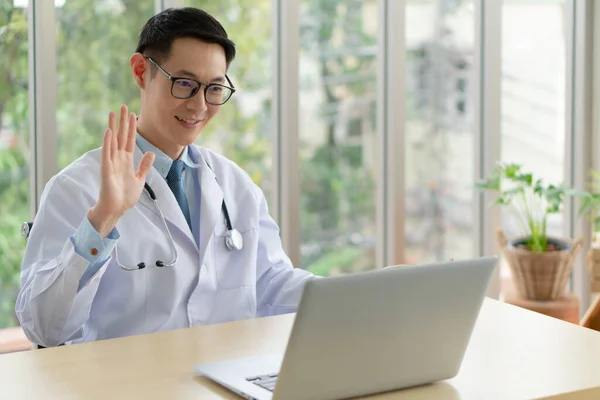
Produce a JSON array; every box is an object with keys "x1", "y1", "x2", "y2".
[{"x1": 213, "y1": 228, "x2": 258, "y2": 289}]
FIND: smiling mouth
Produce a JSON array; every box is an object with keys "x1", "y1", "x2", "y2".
[{"x1": 175, "y1": 116, "x2": 204, "y2": 124}]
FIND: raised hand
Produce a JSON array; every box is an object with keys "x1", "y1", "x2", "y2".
[{"x1": 88, "y1": 105, "x2": 155, "y2": 237}]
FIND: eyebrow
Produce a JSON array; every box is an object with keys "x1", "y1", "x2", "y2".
[{"x1": 175, "y1": 69, "x2": 226, "y2": 84}]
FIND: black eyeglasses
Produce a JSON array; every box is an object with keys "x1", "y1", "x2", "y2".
[{"x1": 145, "y1": 56, "x2": 236, "y2": 105}]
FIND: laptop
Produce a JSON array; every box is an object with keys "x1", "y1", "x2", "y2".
[{"x1": 194, "y1": 256, "x2": 497, "y2": 400}]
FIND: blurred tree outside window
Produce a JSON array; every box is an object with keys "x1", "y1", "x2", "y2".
[
  {"x1": 0, "y1": 3, "x2": 29, "y2": 329},
  {"x1": 404, "y1": 0, "x2": 476, "y2": 264},
  {"x1": 299, "y1": 0, "x2": 378, "y2": 276}
]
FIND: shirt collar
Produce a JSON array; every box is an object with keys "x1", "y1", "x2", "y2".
[{"x1": 136, "y1": 134, "x2": 201, "y2": 179}]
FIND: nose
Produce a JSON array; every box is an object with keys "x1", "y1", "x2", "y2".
[{"x1": 186, "y1": 87, "x2": 208, "y2": 113}]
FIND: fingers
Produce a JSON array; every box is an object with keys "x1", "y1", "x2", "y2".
[
  {"x1": 125, "y1": 112, "x2": 137, "y2": 153},
  {"x1": 117, "y1": 105, "x2": 128, "y2": 150},
  {"x1": 108, "y1": 111, "x2": 117, "y2": 159},
  {"x1": 136, "y1": 152, "x2": 156, "y2": 181},
  {"x1": 108, "y1": 105, "x2": 135, "y2": 155},
  {"x1": 110, "y1": 120, "x2": 117, "y2": 158},
  {"x1": 108, "y1": 110, "x2": 116, "y2": 135},
  {"x1": 102, "y1": 128, "x2": 112, "y2": 165}
]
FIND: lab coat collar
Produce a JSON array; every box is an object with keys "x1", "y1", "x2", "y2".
[{"x1": 135, "y1": 135, "x2": 202, "y2": 178}]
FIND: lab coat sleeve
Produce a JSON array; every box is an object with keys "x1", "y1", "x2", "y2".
[
  {"x1": 72, "y1": 216, "x2": 119, "y2": 290},
  {"x1": 254, "y1": 185, "x2": 316, "y2": 317},
  {"x1": 15, "y1": 175, "x2": 114, "y2": 347}
]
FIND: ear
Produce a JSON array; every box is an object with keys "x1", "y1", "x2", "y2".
[{"x1": 130, "y1": 53, "x2": 148, "y2": 89}]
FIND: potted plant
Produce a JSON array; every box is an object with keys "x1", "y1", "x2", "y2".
[{"x1": 476, "y1": 163, "x2": 583, "y2": 301}]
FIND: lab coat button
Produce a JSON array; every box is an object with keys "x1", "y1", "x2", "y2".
[{"x1": 90, "y1": 248, "x2": 99, "y2": 256}]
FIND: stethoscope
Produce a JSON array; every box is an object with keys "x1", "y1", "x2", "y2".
[{"x1": 115, "y1": 166, "x2": 244, "y2": 271}]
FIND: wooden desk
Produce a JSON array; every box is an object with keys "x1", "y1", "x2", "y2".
[{"x1": 1, "y1": 298, "x2": 600, "y2": 400}]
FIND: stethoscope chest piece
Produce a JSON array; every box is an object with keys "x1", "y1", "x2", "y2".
[{"x1": 225, "y1": 229, "x2": 244, "y2": 251}]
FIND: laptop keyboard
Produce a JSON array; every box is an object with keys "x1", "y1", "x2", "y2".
[{"x1": 246, "y1": 373, "x2": 279, "y2": 392}]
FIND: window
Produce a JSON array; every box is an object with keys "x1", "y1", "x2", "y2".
[
  {"x1": 0, "y1": 4, "x2": 29, "y2": 328},
  {"x1": 299, "y1": 0, "x2": 379, "y2": 276},
  {"x1": 55, "y1": 1, "x2": 155, "y2": 169},
  {"x1": 404, "y1": 0, "x2": 476, "y2": 264},
  {"x1": 184, "y1": 0, "x2": 273, "y2": 201},
  {"x1": 499, "y1": 0, "x2": 567, "y2": 293}
]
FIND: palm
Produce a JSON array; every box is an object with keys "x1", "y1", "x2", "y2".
[
  {"x1": 98, "y1": 105, "x2": 155, "y2": 218},
  {"x1": 102, "y1": 152, "x2": 143, "y2": 213}
]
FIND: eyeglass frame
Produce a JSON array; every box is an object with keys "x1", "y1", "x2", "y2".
[{"x1": 145, "y1": 56, "x2": 236, "y2": 105}]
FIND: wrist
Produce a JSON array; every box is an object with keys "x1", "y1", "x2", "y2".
[{"x1": 88, "y1": 204, "x2": 122, "y2": 238}]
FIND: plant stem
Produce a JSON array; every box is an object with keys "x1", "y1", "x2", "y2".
[
  {"x1": 521, "y1": 187, "x2": 544, "y2": 252},
  {"x1": 511, "y1": 203, "x2": 530, "y2": 237}
]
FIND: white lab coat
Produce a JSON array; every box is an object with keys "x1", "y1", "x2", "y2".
[{"x1": 15, "y1": 144, "x2": 314, "y2": 347}]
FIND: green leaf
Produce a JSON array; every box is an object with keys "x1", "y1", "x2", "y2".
[
  {"x1": 515, "y1": 172, "x2": 533, "y2": 186},
  {"x1": 504, "y1": 163, "x2": 521, "y2": 178}
]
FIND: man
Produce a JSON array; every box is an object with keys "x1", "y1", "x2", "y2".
[{"x1": 15, "y1": 7, "x2": 315, "y2": 348}]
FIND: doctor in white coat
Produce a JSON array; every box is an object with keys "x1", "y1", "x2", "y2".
[{"x1": 15, "y1": 7, "x2": 315, "y2": 348}]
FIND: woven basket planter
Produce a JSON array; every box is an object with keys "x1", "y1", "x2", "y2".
[
  {"x1": 586, "y1": 246, "x2": 600, "y2": 292},
  {"x1": 498, "y1": 231, "x2": 583, "y2": 301}
]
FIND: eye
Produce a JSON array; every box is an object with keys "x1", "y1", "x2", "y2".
[
  {"x1": 175, "y1": 79, "x2": 195, "y2": 88},
  {"x1": 209, "y1": 85, "x2": 224, "y2": 93}
]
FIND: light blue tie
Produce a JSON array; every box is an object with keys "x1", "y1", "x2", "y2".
[{"x1": 166, "y1": 160, "x2": 192, "y2": 229}]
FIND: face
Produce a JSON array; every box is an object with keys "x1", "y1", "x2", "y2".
[{"x1": 131, "y1": 37, "x2": 228, "y2": 159}]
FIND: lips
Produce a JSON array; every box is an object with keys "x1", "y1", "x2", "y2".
[{"x1": 175, "y1": 116, "x2": 202, "y2": 124}]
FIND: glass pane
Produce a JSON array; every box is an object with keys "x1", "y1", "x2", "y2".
[
  {"x1": 405, "y1": 0, "x2": 476, "y2": 264},
  {"x1": 183, "y1": 1, "x2": 273, "y2": 200},
  {"x1": 299, "y1": 0, "x2": 378, "y2": 276},
  {"x1": 500, "y1": 0, "x2": 566, "y2": 292},
  {"x1": 56, "y1": 1, "x2": 154, "y2": 169},
  {"x1": 0, "y1": 5, "x2": 29, "y2": 328}
]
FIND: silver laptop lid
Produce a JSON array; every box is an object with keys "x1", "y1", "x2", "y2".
[{"x1": 272, "y1": 256, "x2": 497, "y2": 400}]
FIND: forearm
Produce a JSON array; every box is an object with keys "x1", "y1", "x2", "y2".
[
  {"x1": 254, "y1": 183, "x2": 316, "y2": 317},
  {"x1": 15, "y1": 238, "x2": 110, "y2": 347},
  {"x1": 256, "y1": 265, "x2": 315, "y2": 317}
]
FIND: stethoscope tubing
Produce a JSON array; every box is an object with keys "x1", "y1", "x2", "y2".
[{"x1": 115, "y1": 180, "x2": 241, "y2": 271}]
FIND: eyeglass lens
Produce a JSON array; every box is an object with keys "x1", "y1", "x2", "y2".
[{"x1": 172, "y1": 79, "x2": 232, "y2": 104}]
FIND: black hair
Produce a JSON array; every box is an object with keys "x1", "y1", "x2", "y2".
[{"x1": 135, "y1": 7, "x2": 236, "y2": 68}]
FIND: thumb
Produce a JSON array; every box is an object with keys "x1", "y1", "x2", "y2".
[{"x1": 136, "y1": 152, "x2": 155, "y2": 180}]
